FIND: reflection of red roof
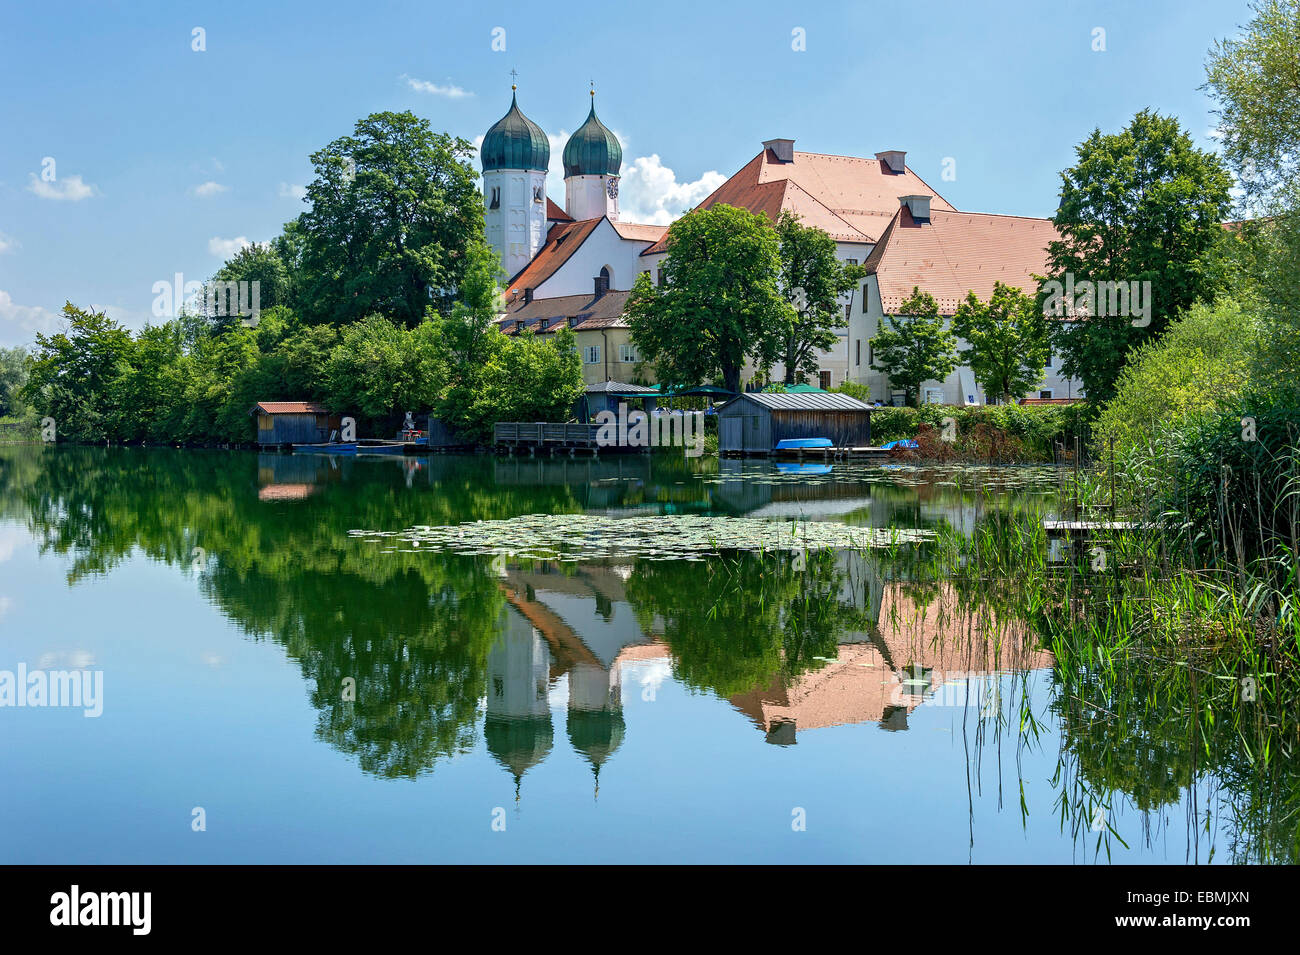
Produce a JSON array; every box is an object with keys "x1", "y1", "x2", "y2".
[
  {"x1": 546, "y1": 198, "x2": 572, "y2": 222},
  {"x1": 251, "y1": 401, "x2": 330, "y2": 415},
  {"x1": 864, "y1": 207, "x2": 1059, "y2": 315},
  {"x1": 644, "y1": 149, "x2": 955, "y2": 253},
  {"x1": 506, "y1": 218, "x2": 603, "y2": 296},
  {"x1": 1018, "y1": 397, "x2": 1081, "y2": 405},
  {"x1": 257, "y1": 483, "x2": 317, "y2": 501}
]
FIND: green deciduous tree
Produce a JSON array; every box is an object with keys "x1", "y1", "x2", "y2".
[
  {"x1": 24, "y1": 304, "x2": 136, "y2": 441},
  {"x1": 773, "y1": 211, "x2": 864, "y2": 384},
  {"x1": 204, "y1": 242, "x2": 293, "y2": 332},
  {"x1": 870, "y1": 288, "x2": 958, "y2": 407},
  {"x1": 0, "y1": 346, "x2": 31, "y2": 418},
  {"x1": 1206, "y1": 1, "x2": 1300, "y2": 393},
  {"x1": 1044, "y1": 110, "x2": 1233, "y2": 404},
  {"x1": 457, "y1": 328, "x2": 579, "y2": 444},
  {"x1": 324, "y1": 316, "x2": 447, "y2": 425},
  {"x1": 627, "y1": 204, "x2": 793, "y2": 394},
  {"x1": 1206, "y1": 0, "x2": 1300, "y2": 208},
  {"x1": 299, "y1": 111, "x2": 484, "y2": 328},
  {"x1": 951, "y1": 282, "x2": 1050, "y2": 403}
]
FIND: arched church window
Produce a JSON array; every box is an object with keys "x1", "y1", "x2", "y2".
[
  {"x1": 489, "y1": 187, "x2": 500, "y2": 210},
  {"x1": 533, "y1": 185, "x2": 544, "y2": 203}
]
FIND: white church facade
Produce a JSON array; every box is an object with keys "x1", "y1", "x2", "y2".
[{"x1": 480, "y1": 88, "x2": 1083, "y2": 403}]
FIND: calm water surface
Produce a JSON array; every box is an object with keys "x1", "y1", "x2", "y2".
[{"x1": 0, "y1": 446, "x2": 1244, "y2": 862}]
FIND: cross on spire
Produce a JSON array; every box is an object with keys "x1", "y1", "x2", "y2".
[{"x1": 510, "y1": 68, "x2": 518, "y2": 90}]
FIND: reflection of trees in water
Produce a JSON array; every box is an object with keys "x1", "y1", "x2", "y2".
[
  {"x1": 5, "y1": 445, "x2": 1296, "y2": 857},
  {"x1": 624, "y1": 549, "x2": 876, "y2": 697}
]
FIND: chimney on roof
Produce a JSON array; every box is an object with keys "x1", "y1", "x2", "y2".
[
  {"x1": 593, "y1": 275, "x2": 607, "y2": 299},
  {"x1": 763, "y1": 138, "x2": 795, "y2": 163},
  {"x1": 900, "y1": 195, "x2": 931, "y2": 222},
  {"x1": 876, "y1": 150, "x2": 907, "y2": 174},
  {"x1": 522, "y1": 287, "x2": 533, "y2": 305}
]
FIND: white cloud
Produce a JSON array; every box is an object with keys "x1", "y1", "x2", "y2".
[
  {"x1": 404, "y1": 75, "x2": 472, "y2": 99},
  {"x1": 0, "y1": 525, "x2": 26, "y2": 563},
  {"x1": 619, "y1": 154, "x2": 724, "y2": 225},
  {"x1": 190, "y1": 180, "x2": 228, "y2": 198},
  {"x1": 27, "y1": 173, "x2": 96, "y2": 201},
  {"x1": 209, "y1": 236, "x2": 252, "y2": 258},
  {"x1": 0, "y1": 232, "x2": 16, "y2": 254},
  {"x1": 278, "y1": 182, "x2": 307, "y2": 200},
  {"x1": 0, "y1": 290, "x2": 61, "y2": 346}
]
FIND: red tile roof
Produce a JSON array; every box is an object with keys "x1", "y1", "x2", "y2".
[
  {"x1": 251, "y1": 401, "x2": 330, "y2": 415},
  {"x1": 499, "y1": 290, "x2": 631, "y2": 334},
  {"x1": 610, "y1": 220, "x2": 668, "y2": 243},
  {"x1": 643, "y1": 148, "x2": 956, "y2": 253},
  {"x1": 864, "y1": 207, "x2": 1059, "y2": 315},
  {"x1": 546, "y1": 197, "x2": 572, "y2": 222},
  {"x1": 505, "y1": 217, "x2": 603, "y2": 297}
]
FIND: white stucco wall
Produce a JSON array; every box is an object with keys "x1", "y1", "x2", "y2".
[
  {"x1": 532, "y1": 218, "x2": 656, "y2": 297},
  {"x1": 847, "y1": 276, "x2": 1085, "y2": 404},
  {"x1": 565, "y1": 174, "x2": 619, "y2": 222},
  {"x1": 484, "y1": 168, "x2": 548, "y2": 281}
]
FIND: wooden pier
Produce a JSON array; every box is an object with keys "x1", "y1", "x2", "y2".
[{"x1": 493, "y1": 422, "x2": 616, "y2": 455}]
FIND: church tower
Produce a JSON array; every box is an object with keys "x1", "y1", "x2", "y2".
[
  {"x1": 563, "y1": 90, "x2": 623, "y2": 221},
  {"x1": 481, "y1": 85, "x2": 550, "y2": 279}
]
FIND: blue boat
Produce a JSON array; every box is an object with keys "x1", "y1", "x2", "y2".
[
  {"x1": 775, "y1": 462, "x2": 833, "y2": 475},
  {"x1": 293, "y1": 442, "x2": 357, "y2": 455},
  {"x1": 774, "y1": 437, "x2": 833, "y2": 450}
]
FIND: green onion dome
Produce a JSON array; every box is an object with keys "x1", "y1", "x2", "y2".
[
  {"x1": 562, "y1": 99, "x2": 622, "y2": 177},
  {"x1": 481, "y1": 90, "x2": 550, "y2": 172}
]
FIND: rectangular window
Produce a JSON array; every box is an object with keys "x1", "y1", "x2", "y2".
[
  {"x1": 657, "y1": 269, "x2": 666, "y2": 287},
  {"x1": 855, "y1": 340, "x2": 861, "y2": 366},
  {"x1": 1040, "y1": 390, "x2": 1053, "y2": 400},
  {"x1": 618, "y1": 343, "x2": 639, "y2": 363},
  {"x1": 1045, "y1": 350, "x2": 1053, "y2": 368},
  {"x1": 819, "y1": 370, "x2": 832, "y2": 390},
  {"x1": 583, "y1": 345, "x2": 601, "y2": 364},
  {"x1": 845, "y1": 258, "x2": 858, "y2": 266},
  {"x1": 868, "y1": 342, "x2": 874, "y2": 366}
]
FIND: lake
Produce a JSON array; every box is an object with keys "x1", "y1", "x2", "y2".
[{"x1": 0, "y1": 446, "x2": 1257, "y2": 862}]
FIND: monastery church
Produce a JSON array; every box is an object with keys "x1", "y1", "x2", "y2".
[{"x1": 481, "y1": 86, "x2": 1083, "y2": 404}]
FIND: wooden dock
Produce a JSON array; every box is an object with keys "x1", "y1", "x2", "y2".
[
  {"x1": 1042, "y1": 520, "x2": 1144, "y2": 538},
  {"x1": 494, "y1": 422, "x2": 612, "y2": 455}
]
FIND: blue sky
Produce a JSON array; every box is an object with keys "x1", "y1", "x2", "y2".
[{"x1": 0, "y1": 0, "x2": 1250, "y2": 347}]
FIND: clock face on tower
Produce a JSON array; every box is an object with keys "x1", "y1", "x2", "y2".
[{"x1": 606, "y1": 178, "x2": 619, "y2": 199}]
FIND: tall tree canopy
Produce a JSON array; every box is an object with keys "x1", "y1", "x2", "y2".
[
  {"x1": 1044, "y1": 110, "x2": 1233, "y2": 404},
  {"x1": 773, "y1": 211, "x2": 863, "y2": 384},
  {"x1": 870, "y1": 288, "x2": 958, "y2": 407},
  {"x1": 298, "y1": 111, "x2": 484, "y2": 328},
  {"x1": 627, "y1": 204, "x2": 792, "y2": 393},
  {"x1": 1205, "y1": 0, "x2": 1300, "y2": 209},
  {"x1": 951, "y1": 282, "x2": 1050, "y2": 403}
]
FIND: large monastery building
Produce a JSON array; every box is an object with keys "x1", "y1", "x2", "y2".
[{"x1": 480, "y1": 87, "x2": 1083, "y2": 403}]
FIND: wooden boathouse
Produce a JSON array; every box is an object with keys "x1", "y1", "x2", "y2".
[
  {"x1": 716, "y1": 391, "x2": 874, "y2": 455},
  {"x1": 251, "y1": 402, "x2": 342, "y2": 447}
]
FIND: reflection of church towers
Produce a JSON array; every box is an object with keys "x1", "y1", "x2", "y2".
[
  {"x1": 566, "y1": 662, "x2": 625, "y2": 798},
  {"x1": 484, "y1": 618, "x2": 553, "y2": 800}
]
